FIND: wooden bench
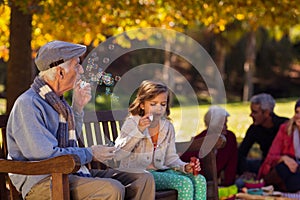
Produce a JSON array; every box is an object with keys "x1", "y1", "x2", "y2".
[
  {"x1": 0, "y1": 110, "x2": 219, "y2": 200},
  {"x1": 81, "y1": 110, "x2": 218, "y2": 200}
]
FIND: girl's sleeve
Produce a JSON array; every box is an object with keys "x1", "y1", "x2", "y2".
[{"x1": 114, "y1": 117, "x2": 146, "y2": 160}]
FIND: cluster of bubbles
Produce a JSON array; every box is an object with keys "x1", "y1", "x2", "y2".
[{"x1": 82, "y1": 51, "x2": 121, "y2": 102}]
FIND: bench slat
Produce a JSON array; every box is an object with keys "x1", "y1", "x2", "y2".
[{"x1": 84, "y1": 122, "x2": 94, "y2": 146}]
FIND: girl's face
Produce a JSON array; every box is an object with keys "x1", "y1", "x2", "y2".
[
  {"x1": 294, "y1": 107, "x2": 300, "y2": 128},
  {"x1": 141, "y1": 92, "x2": 168, "y2": 118}
]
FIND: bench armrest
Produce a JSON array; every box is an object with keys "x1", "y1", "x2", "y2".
[
  {"x1": 0, "y1": 154, "x2": 81, "y2": 175},
  {"x1": 0, "y1": 154, "x2": 81, "y2": 200}
]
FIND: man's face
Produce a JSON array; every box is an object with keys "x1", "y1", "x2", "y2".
[
  {"x1": 250, "y1": 103, "x2": 268, "y2": 126},
  {"x1": 60, "y1": 58, "x2": 83, "y2": 93}
]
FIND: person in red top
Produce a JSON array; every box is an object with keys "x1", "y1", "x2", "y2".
[
  {"x1": 180, "y1": 106, "x2": 238, "y2": 186},
  {"x1": 258, "y1": 99, "x2": 300, "y2": 192}
]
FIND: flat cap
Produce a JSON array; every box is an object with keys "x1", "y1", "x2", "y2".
[{"x1": 35, "y1": 40, "x2": 87, "y2": 71}]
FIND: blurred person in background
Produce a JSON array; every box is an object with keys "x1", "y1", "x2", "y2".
[
  {"x1": 181, "y1": 105, "x2": 238, "y2": 186},
  {"x1": 237, "y1": 93, "x2": 288, "y2": 176}
]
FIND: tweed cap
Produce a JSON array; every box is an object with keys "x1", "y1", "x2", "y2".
[{"x1": 35, "y1": 40, "x2": 87, "y2": 71}]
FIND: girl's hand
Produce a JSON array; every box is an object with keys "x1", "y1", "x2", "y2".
[
  {"x1": 281, "y1": 155, "x2": 298, "y2": 173},
  {"x1": 185, "y1": 157, "x2": 201, "y2": 174},
  {"x1": 138, "y1": 114, "x2": 152, "y2": 132}
]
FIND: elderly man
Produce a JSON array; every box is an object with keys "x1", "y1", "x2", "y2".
[
  {"x1": 237, "y1": 93, "x2": 289, "y2": 175},
  {"x1": 6, "y1": 40, "x2": 155, "y2": 200}
]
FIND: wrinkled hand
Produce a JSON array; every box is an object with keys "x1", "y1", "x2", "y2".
[
  {"x1": 72, "y1": 80, "x2": 92, "y2": 113},
  {"x1": 91, "y1": 145, "x2": 116, "y2": 163},
  {"x1": 138, "y1": 114, "x2": 152, "y2": 132},
  {"x1": 282, "y1": 155, "x2": 298, "y2": 173},
  {"x1": 185, "y1": 157, "x2": 201, "y2": 174}
]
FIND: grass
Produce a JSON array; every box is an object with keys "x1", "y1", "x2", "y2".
[{"x1": 170, "y1": 98, "x2": 297, "y2": 143}]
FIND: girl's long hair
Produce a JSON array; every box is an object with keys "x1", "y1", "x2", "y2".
[
  {"x1": 129, "y1": 80, "x2": 171, "y2": 118},
  {"x1": 287, "y1": 99, "x2": 300, "y2": 135},
  {"x1": 287, "y1": 118, "x2": 295, "y2": 136}
]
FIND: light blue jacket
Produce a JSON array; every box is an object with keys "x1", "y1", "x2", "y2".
[{"x1": 6, "y1": 88, "x2": 93, "y2": 198}]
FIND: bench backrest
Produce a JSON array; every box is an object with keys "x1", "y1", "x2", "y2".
[{"x1": 79, "y1": 110, "x2": 128, "y2": 148}]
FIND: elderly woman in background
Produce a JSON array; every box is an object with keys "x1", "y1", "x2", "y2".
[
  {"x1": 181, "y1": 105, "x2": 238, "y2": 186},
  {"x1": 258, "y1": 99, "x2": 300, "y2": 192}
]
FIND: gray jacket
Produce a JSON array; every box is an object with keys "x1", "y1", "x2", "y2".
[{"x1": 115, "y1": 115, "x2": 187, "y2": 172}]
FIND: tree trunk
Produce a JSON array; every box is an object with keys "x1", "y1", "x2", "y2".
[
  {"x1": 214, "y1": 37, "x2": 226, "y2": 80},
  {"x1": 7, "y1": 4, "x2": 32, "y2": 114},
  {"x1": 162, "y1": 42, "x2": 175, "y2": 104},
  {"x1": 243, "y1": 31, "x2": 256, "y2": 102}
]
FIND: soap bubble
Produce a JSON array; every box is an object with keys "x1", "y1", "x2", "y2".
[{"x1": 102, "y1": 57, "x2": 110, "y2": 64}]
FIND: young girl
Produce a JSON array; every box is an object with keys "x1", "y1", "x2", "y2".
[{"x1": 114, "y1": 80, "x2": 206, "y2": 200}]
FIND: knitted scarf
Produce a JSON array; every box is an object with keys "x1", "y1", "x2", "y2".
[
  {"x1": 31, "y1": 77, "x2": 77, "y2": 147},
  {"x1": 31, "y1": 76, "x2": 91, "y2": 177}
]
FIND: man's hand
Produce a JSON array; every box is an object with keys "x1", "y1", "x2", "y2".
[
  {"x1": 91, "y1": 145, "x2": 116, "y2": 163},
  {"x1": 72, "y1": 80, "x2": 92, "y2": 113}
]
